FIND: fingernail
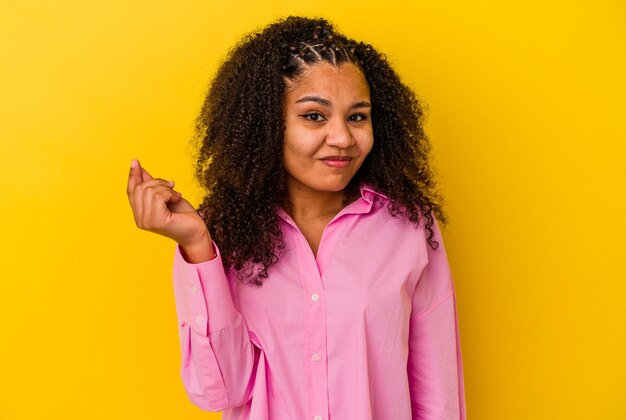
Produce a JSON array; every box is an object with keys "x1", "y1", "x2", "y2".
[
  {"x1": 130, "y1": 159, "x2": 138, "y2": 168},
  {"x1": 168, "y1": 180, "x2": 175, "y2": 186}
]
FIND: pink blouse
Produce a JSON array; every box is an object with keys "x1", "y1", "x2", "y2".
[{"x1": 172, "y1": 185, "x2": 466, "y2": 419}]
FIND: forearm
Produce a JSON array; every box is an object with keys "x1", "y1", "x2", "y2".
[{"x1": 173, "y1": 243, "x2": 256, "y2": 411}]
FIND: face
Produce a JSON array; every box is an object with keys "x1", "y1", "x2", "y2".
[{"x1": 282, "y1": 62, "x2": 374, "y2": 198}]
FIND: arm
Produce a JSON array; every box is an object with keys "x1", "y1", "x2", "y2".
[
  {"x1": 407, "y1": 220, "x2": 466, "y2": 419},
  {"x1": 172, "y1": 241, "x2": 257, "y2": 411},
  {"x1": 126, "y1": 160, "x2": 257, "y2": 410}
]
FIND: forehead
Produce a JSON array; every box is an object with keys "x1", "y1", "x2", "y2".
[{"x1": 284, "y1": 62, "x2": 370, "y2": 101}]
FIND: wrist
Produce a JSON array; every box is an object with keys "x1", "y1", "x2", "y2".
[{"x1": 179, "y1": 234, "x2": 215, "y2": 264}]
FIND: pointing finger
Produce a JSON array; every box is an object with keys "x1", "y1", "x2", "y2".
[{"x1": 127, "y1": 158, "x2": 142, "y2": 195}]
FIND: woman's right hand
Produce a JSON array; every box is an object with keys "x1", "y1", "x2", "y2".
[{"x1": 126, "y1": 159, "x2": 215, "y2": 262}]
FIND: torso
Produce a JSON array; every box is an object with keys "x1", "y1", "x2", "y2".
[
  {"x1": 292, "y1": 215, "x2": 334, "y2": 257},
  {"x1": 227, "y1": 190, "x2": 437, "y2": 419}
]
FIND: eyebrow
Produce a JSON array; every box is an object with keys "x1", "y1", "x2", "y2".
[{"x1": 295, "y1": 95, "x2": 371, "y2": 110}]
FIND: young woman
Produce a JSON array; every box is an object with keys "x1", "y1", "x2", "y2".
[{"x1": 127, "y1": 16, "x2": 465, "y2": 420}]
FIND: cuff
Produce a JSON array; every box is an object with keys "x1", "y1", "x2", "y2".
[{"x1": 173, "y1": 241, "x2": 238, "y2": 336}]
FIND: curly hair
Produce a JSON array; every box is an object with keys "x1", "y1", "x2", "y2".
[{"x1": 193, "y1": 16, "x2": 446, "y2": 286}]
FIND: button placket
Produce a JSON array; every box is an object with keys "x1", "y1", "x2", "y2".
[
  {"x1": 306, "y1": 283, "x2": 328, "y2": 418},
  {"x1": 288, "y1": 217, "x2": 330, "y2": 420}
]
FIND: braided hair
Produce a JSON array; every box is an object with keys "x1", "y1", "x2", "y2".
[{"x1": 194, "y1": 16, "x2": 445, "y2": 286}]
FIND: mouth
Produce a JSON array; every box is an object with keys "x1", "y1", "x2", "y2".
[{"x1": 320, "y1": 156, "x2": 353, "y2": 169}]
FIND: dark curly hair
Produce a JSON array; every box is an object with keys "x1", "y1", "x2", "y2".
[{"x1": 193, "y1": 16, "x2": 445, "y2": 285}]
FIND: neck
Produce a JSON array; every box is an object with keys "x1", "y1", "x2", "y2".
[{"x1": 284, "y1": 183, "x2": 347, "y2": 222}]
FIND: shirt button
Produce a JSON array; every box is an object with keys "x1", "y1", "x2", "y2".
[
  {"x1": 311, "y1": 353, "x2": 320, "y2": 362},
  {"x1": 311, "y1": 293, "x2": 319, "y2": 301},
  {"x1": 190, "y1": 285, "x2": 198, "y2": 294},
  {"x1": 314, "y1": 416, "x2": 322, "y2": 420},
  {"x1": 195, "y1": 315, "x2": 205, "y2": 325}
]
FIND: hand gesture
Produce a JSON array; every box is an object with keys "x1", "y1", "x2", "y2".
[{"x1": 126, "y1": 159, "x2": 214, "y2": 262}]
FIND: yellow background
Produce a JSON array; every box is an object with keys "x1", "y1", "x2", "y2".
[{"x1": 1, "y1": 0, "x2": 625, "y2": 418}]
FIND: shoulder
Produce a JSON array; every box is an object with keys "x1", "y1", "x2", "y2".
[
  {"x1": 360, "y1": 183, "x2": 433, "y2": 231},
  {"x1": 356, "y1": 185, "x2": 431, "y2": 260}
]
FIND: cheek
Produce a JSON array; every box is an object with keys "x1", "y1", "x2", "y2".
[
  {"x1": 359, "y1": 131, "x2": 374, "y2": 157},
  {"x1": 284, "y1": 131, "x2": 317, "y2": 159},
  {"x1": 283, "y1": 137, "x2": 312, "y2": 171}
]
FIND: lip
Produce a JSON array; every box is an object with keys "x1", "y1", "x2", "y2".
[{"x1": 320, "y1": 156, "x2": 353, "y2": 169}]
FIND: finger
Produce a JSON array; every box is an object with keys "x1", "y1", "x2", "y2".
[
  {"x1": 164, "y1": 188, "x2": 182, "y2": 205},
  {"x1": 141, "y1": 185, "x2": 179, "y2": 229},
  {"x1": 170, "y1": 189, "x2": 182, "y2": 203},
  {"x1": 131, "y1": 179, "x2": 176, "y2": 223},
  {"x1": 147, "y1": 185, "x2": 179, "y2": 205},
  {"x1": 127, "y1": 159, "x2": 142, "y2": 195},
  {"x1": 140, "y1": 165, "x2": 154, "y2": 182},
  {"x1": 144, "y1": 188, "x2": 185, "y2": 231},
  {"x1": 129, "y1": 178, "x2": 171, "y2": 208},
  {"x1": 134, "y1": 178, "x2": 175, "y2": 190},
  {"x1": 127, "y1": 159, "x2": 145, "y2": 225},
  {"x1": 168, "y1": 192, "x2": 196, "y2": 214}
]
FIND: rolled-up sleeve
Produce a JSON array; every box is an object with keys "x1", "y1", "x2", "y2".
[
  {"x1": 408, "y1": 220, "x2": 466, "y2": 419},
  {"x1": 172, "y1": 242, "x2": 257, "y2": 411}
]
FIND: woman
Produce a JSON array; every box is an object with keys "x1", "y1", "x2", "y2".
[{"x1": 127, "y1": 16, "x2": 465, "y2": 419}]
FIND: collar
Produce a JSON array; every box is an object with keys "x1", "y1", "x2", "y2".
[
  {"x1": 359, "y1": 183, "x2": 388, "y2": 204},
  {"x1": 277, "y1": 183, "x2": 389, "y2": 226}
]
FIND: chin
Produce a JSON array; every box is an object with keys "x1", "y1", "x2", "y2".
[
  {"x1": 319, "y1": 179, "x2": 352, "y2": 192},
  {"x1": 287, "y1": 172, "x2": 355, "y2": 194}
]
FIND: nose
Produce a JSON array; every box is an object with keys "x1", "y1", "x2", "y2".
[{"x1": 325, "y1": 119, "x2": 356, "y2": 148}]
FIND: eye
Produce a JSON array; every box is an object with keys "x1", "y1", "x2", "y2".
[
  {"x1": 348, "y1": 113, "x2": 368, "y2": 122},
  {"x1": 301, "y1": 112, "x2": 326, "y2": 122}
]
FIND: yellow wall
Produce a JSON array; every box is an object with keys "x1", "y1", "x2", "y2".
[{"x1": 1, "y1": 1, "x2": 624, "y2": 418}]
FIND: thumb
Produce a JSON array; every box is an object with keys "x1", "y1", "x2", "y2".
[
  {"x1": 168, "y1": 192, "x2": 195, "y2": 213},
  {"x1": 139, "y1": 164, "x2": 154, "y2": 182}
]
